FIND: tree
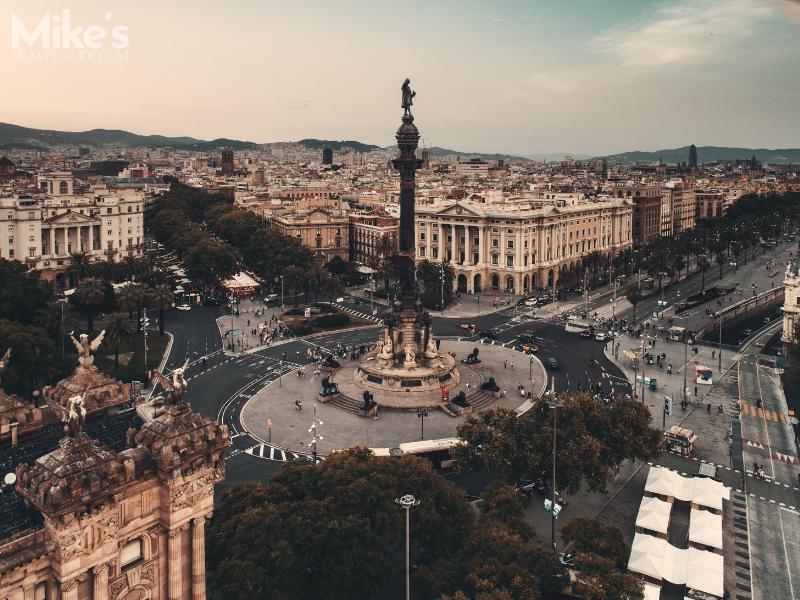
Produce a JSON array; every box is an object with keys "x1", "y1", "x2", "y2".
[
  {"x1": 116, "y1": 284, "x2": 139, "y2": 319},
  {"x1": 184, "y1": 240, "x2": 239, "y2": 290},
  {"x1": 0, "y1": 258, "x2": 54, "y2": 324},
  {"x1": 697, "y1": 255, "x2": 710, "y2": 290},
  {"x1": 66, "y1": 251, "x2": 91, "y2": 286},
  {"x1": 151, "y1": 283, "x2": 174, "y2": 336},
  {"x1": 454, "y1": 395, "x2": 660, "y2": 498},
  {"x1": 207, "y1": 448, "x2": 473, "y2": 600},
  {"x1": 561, "y1": 519, "x2": 644, "y2": 600},
  {"x1": 376, "y1": 233, "x2": 394, "y2": 259},
  {"x1": 308, "y1": 262, "x2": 326, "y2": 303},
  {"x1": 0, "y1": 318, "x2": 58, "y2": 397},
  {"x1": 379, "y1": 256, "x2": 397, "y2": 293},
  {"x1": 319, "y1": 273, "x2": 344, "y2": 303},
  {"x1": 73, "y1": 277, "x2": 106, "y2": 331},
  {"x1": 417, "y1": 259, "x2": 455, "y2": 310},
  {"x1": 625, "y1": 286, "x2": 643, "y2": 324},
  {"x1": 283, "y1": 266, "x2": 307, "y2": 307},
  {"x1": 104, "y1": 312, "x2": 135, "y2": 369}
]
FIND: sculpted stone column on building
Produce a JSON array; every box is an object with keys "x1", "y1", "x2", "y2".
[
  {"x1": 168, "y1": 527, "x2": 183, "y2": 600},
  {"x1": 192, "y1": 515, "x2": 210, "y2": 600},
  {"x1": 93, "y1": 562, "x2": 110, "y2": 600}
]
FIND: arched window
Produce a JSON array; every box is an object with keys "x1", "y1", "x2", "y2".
[
  {"x1": 120, "y1": 538, "x2": 143, "y2": 569},
  {"x1": 59, "y1": 181, "x2": 68, "y2": 194}
]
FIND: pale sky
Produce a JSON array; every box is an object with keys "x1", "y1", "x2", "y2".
[{"x1": 1, "y1": 0, "x2": 799, "y2": 156}]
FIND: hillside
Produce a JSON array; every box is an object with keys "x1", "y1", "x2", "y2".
[
  {"x1": 296, "y1": 139, "x2": 381, "y2": 153},
  {"x1": 0, "y1": 122, "x2": 258, "y2": 151},
  {"x1": 602, "y1": 145, "x2": 800, "y2": 165}
]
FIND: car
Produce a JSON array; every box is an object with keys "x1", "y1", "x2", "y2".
[
  {"x1": 520, "y1": 343, "x2": 539, "y2": 353},
  {"x1": 545, "y1": 357, "x2": 559, "y2": 370},
  {"x1": 517, "y1": 333, "x2": 536, "y2": 344},
  {"x1": 523, "y1": 299, "x2": 537, "y2": 307},
  {"x1": 594, "y1": 332, "x2": 608, "y2": 341},
  {"x1": 265, "y1": 293, "x2": 279, "y2": 303},
  {"x1": 176, "y1": 304, "x2": 191, "y2": 311},
  {"x1": 762, "y1": 316, "x2": 773, "y2": 325},
  {"x1": 457, "y1": 322, "x2": 476, "y2": 331},
  {"x1": 478, "y1": 329, "x2": 498, "y2": 339},
  {"x1": 580, "y1": 330, "x2": 593, "y2": 338}
]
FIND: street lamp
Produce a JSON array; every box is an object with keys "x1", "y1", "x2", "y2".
[
  {"x1": 682, "y1": 315, "x2": 689, "y2": 409},
  {"x1": 546, "y1": 391, "x2": 564, "y2": 549},
  {"x1": 141, "y1": 309, "x2": 150, "y2": 384},
  {"x1": 308, "y1": 405, "x2": 323, "y2": 465},
  {"x1": 395, "y1": 494, "x2": 421, "y2": 600},
  {"x1": 280, "y1": 275, "x2": 285, "y2": 308},
  {"x1": 416, "y1": 408, "x2": 428, "y2": 439}
]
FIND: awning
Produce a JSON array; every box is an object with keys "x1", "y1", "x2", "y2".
[
  {"x1": 635, "y1": 496, "x2": 672, "y2": 534},
  {"x1": 689, "y1": 508, "x2": 723, "y2": 549},
  {"x1": 644, "y1": 466, "x2": 729, "y2": 510}
]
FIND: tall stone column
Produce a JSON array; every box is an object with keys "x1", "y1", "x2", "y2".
[
  {"x1": 478, "y1": 227, "x2": 484, "y2": 266},
  {"x1": 192, "y1": 516, "x2": 208, "y2": 600},
  {"x1": 450, "y1": 224, "x2": 457, "y2": 264},
  {"x1": 93, "y1": 562, "x2": 109, "y2": 600},
  {"x1": 88, "y1": 225, "x2": 94, "y2": 253},
  {"x1": 49, "y1": 227, "x2": 55, "y2": 256},
  {"x1": 168, "y1": 528, "x2": 183, "y2": 600},
  {"x1": 60, "y1": 574, "x2": 86, "y2": 600}
]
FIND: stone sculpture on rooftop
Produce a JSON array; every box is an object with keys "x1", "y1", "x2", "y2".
[
  {"x1": 70, "y1": 330, "x2": 105, "y2": 369},
  {"x1": 63, "y1": 388, "x2": 88, "y2": 437}
]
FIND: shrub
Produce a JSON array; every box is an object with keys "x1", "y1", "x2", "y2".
[{"x1": 312, "y1": 313, "x2": 350, "y2": 328}]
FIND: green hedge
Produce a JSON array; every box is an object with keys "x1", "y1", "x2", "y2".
[
  {"x1": 312, "y1": 313, "x2": 350, "y2": 328},
  {"x1": 291, "y1": 324, "x2": 313, "y2": 336}
]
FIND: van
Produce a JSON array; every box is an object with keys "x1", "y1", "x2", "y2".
[
  {"x1": 545, "y1": 357, "x2": 559, "y2": 370},
  {"x1": 265, "y1": 294, "x2": 278, "y2": 303}
]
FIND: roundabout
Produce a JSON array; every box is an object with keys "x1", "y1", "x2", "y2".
[{"x1": 239, "y1": 340, "x2": 547, "y2": 455}]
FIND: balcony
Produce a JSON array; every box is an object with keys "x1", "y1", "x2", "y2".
[
  {"x1": 25, "y1": 254, "x2": 41, "y2": 263},
  {"x1": 105, "y1": 248, "x2": 118, "y2": 257}
]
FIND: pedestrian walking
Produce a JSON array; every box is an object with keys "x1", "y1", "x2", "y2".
[
  {"x1": 706, "y1": 403, "x2": 711, "y2": 414},
  {"x1": 504, "y1": 360, "x2": 507, "y2": 369},
  {"x1": 712, "y1": 350, "x2": 716, "y2": 358},
  {"x1": 295, "y1": 399, "x2": 302, "y2": 411},
  {"x1": 694, "y1": 386, "x2": 698, "y2": 396},
  {"x1": 510, "y1": 361, "x2": 515, "y2": 369}
]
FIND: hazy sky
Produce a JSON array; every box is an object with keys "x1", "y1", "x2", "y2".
[{"x1": 2, "y1": 0, "x2": 799, "y2": 156}]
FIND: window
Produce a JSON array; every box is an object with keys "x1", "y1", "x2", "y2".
[
  {"x1": 59, "y1": 181, "x2": 68, "y2": 194},
  {"x1": 128, "y1": 206, "x2": 132, "y2": 213},
  {"x1": 107, "y1": 208, "x2": 113, "y2": 214},
  {"x1": 507, "y1": 240, "x2": 514, "y2": 249},
  {"x1": 492, "y1": 254, "x2": 499, "y2": 265},
  {"x1": 28, "y1": 211, "x2": 35, "y2": 219},
  {"x1": 419, "y1": 246, "x2": 426, "y2": 257},
  {"x1": 492, "y1": 239, "x2": 499, "y2": 247},
  {"x1": 419, "y1": 232, "x2": 426, "y2": 240},
  {"x1": 34, "y1": 582, "x2": 47, "y2": 600},
  {"x1": 506, "y1": 255, "x2": 514, "y2": 267},
  {"x1": 432, "y1": 233, "x2": 438, "y2": 242},
  {"x1": 120, "y1": 538, "x2": 143, "y2": 569}
]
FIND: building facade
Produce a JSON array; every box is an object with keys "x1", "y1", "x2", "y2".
[
  {"x1": 0, "y1": 346, "x2": 229, "y2": 600},
  {"x1": 415, "y1": 197, "x2": 633, "y2": 293},
  {"x1": 0, "y1": 173, "x2": 144, "y2": 285},
  {"x1": 348, "y1": 214, "x2": 399, "y2": 265},
  {"x1": 781, "y1": 260, "x2": 800, "y2": 347},
  {"x1": 269, "y1": 207, "x2": 350, "y2": 263}
]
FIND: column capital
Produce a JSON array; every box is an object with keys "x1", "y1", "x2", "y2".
[{"x1": 60, "y1": 572, "x2": 87, "y2": 592}]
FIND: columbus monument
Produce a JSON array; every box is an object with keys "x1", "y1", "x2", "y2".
[{"x1": 350, "y1": 79, "x2": 460, "y2": 407}]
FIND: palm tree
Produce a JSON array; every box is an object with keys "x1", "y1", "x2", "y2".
[
  {"x1": 67, "y1": 251, "x2": 91, "y2": 287},
  {"x1": 151, "y1": 283, "x2": 174, "y2": 336},
  {"x1": 715, "y1": 252, "x2": 726, "y2": 279},
  {"x1": 376, "y1": 234, "x2": 394, "y2": 260},
  {"x1": 74, "y1": 277, "x2": 106, "y2": 331},
  {"x1": 626, "y1": 286, "x2": 643, "y2": 325},
  {"x1": 379, "y1": 257, "x2": 396, "y2": 293},
  {"x1": 116, "y1": 284, "x2": 138, "y2": 319},
  {"x1": 698, "y1": 255, "x2": 710, "y2": 290},
  {"x1": 284, "y1": 266, "x2": 306, "y2": 307},
  {"x1": 105, "y1": 311, "x2": 134, "y2": 369},
  {"x1": 319, "y1": 274, "x2": 344, "y2": 302},
  {"x1": 309, "y1": 262, "x2": 326, "y2": 304}
]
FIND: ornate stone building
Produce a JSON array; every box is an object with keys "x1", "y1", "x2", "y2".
[
  {"x1": 0, "y1": 341, "x2": 228, "y2": 600},
  {"x1": 415, "y1": 196, "x2": 633, "y2": 293}
]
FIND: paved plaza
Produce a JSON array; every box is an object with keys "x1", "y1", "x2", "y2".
[{"x1": 240, "y1": 340, "x2": 547, "y2": 454}]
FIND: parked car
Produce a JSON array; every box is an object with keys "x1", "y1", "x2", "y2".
[
  {"x1": 517, "y1": 333, "x2": 536, "y2": 344},
  {"x1": 176, "y1": 304, "x2": 191, "y2": 311},
  {"x1": 524, "y1": 299, "x2": 537, "y2": 307},
  {"x1": 458, "y1": 322, "x2": 477, "y2": 331},
  {"x1": 594, "y1": 332, "x2": 608, "y2": 341},
  {"x1": 545, "y1": 357, "x2": 559, "y2": 370},
  {"x1": 478, "y1": 329, "x2": 498, "y2": 339}
]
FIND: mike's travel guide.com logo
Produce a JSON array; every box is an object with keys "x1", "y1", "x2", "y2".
[{"x1": 10, "y1": 9, "x2": 129, "y2": 62}]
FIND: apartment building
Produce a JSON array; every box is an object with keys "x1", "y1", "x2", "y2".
[
  {"x1": 349, "y1": 214, "x2": 399, "y2": 265},
  {"x1": 0, "y1": 173, "x2": 144, "y2": 285}
]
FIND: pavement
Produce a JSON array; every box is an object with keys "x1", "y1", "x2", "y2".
[{"x1": 239, "y1": 340, "x2": 548, "y2": 455}]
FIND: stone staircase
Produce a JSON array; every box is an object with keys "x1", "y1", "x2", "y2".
[{"x1": 320, "y1": 393, "x2": 377, "y2": 418}]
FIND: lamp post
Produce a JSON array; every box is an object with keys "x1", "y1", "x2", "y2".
[
  {"x1": 683, "y1": 316, "x2": 689, "y2": 409},
  {"x1": 440, "y1": 260, "x2": 446, "y2": 316},
  {"x1": 280, "y1": 275, "x2": 285, "y2": 308},
  {"x1": 308, "y1": 405, "x2": 323, "y2": 465},
  {"x1": 141, "y1": 309, "x2": 150, "y2": 384},
  {"x1": 416, "y1": 408, "x2": 428, "y2": 439},
  {"x1": 717, "y1": 313, "x2": 723, "y2": 372},
  {"x1": 547, "y1": 390, "x2": 564, "y2": 549},
  {"x1": 395, "y1": 494, "x2": 421, "y2": 600}
]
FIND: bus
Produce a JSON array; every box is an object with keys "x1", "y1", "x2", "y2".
[{"x1": 370, "y1": 437, "x2": 462, "y2": 471}]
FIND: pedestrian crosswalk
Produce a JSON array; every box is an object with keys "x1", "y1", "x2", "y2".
[
  {"x1": 741, "y1": 403, "x2": 793, "y2": 423},
  {"x1": 330, "y1": 302, "x2": 383, "y2": 323},
  {"x1": 244, "y1": 442, "x2": 322, "y2": 463}
]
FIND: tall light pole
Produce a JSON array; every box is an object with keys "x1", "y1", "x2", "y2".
[
  {"x1": 416, "y1": 408, "x2": 428, "y2": 439},
  {"x1": 683, "y1": 315, "x2": 689, "y2": 408},
  {"x1": 141, "y1": 309, "x2": 150, "y2": 384},
  {"x1": 547, "y1": 388, "x2": 564, "y2": 549},
  {"x1": 308, "y1": 405, "x2": 323, "y2": 465},
  {"x1": 440, "y1": 260, "x2": 446, "y2": 316},
  {"x1": 280, "y1": 275, "x2": 285, "y2": 308},
  {"x1": 717, "y1": 313, "x2": 723, "y2": 372},
  {"x1": 395, "y1": 494, "x2": 421, "y2": 600}
]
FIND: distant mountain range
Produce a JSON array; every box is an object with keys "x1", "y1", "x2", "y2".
[
  {"x1": 1, "y1": 123, "x2": 797, "y2": 165},
  {"x1": 601, "y1": 146, "x2": 800, "y2": 165}
]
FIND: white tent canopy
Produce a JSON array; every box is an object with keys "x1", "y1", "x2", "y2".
[
  {"x1": 645, "y1": 466, "x2": 729, "y2": 510},
  {"x1": 628, "y1": 533, "x2": 725, "y2": 598},
  {"x1": 643, "y1": 582, "x2": 661, "y2": 600},
  {"x1": 689, "y1": 508, "x2": 723, "y2": 549},
  {"x1": 636, "y1": 496, "x2": 672, "y2": 534}
]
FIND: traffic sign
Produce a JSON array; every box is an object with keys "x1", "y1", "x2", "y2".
[{"x1": 663, "y1": 396, "x2": 671, "y2": 415}]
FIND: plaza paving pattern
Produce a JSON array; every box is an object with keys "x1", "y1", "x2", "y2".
[{"x1": 240, "y1": 340, "x2": 547, "y2": 454}]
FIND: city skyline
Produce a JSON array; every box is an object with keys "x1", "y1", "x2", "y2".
[{"x1": 2, "y1": 0, "x2": 800, "y2": 156}]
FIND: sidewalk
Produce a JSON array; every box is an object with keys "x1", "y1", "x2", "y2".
[
  {"x1": 606, "y1": 331, "x2": 740, "y2": 428},
  {"x1": 216, "y1": 298, "x2": 291, "y2": 356}
]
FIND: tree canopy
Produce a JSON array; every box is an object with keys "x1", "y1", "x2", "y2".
[{"x1": 453, "y1": 394, "x2": 661, "y2": 495}]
